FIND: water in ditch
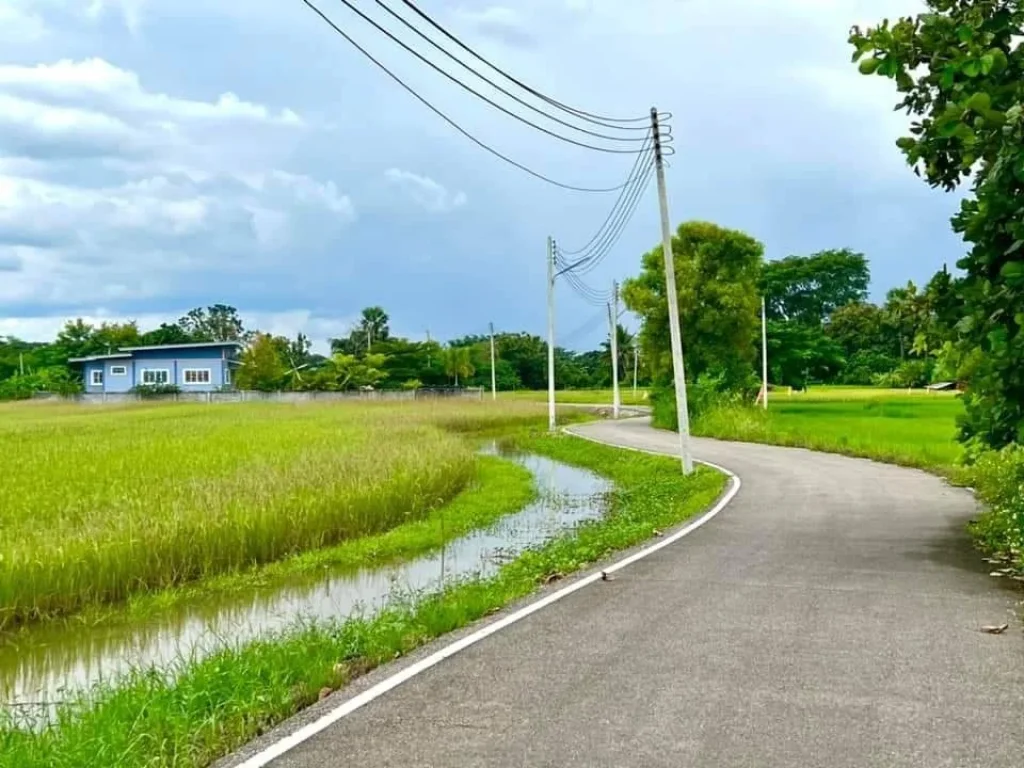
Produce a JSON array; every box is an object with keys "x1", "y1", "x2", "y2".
[{"x1": 0, "y1": 450, "x2": 611, "y2": 726}]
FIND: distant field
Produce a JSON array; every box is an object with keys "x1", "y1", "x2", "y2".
[
  {"x1": 501, "y1": 388, "x2": 651, "y2": 406},
  {"x1": 695, "y1": 394, "x2": 964, "y2": 473},
  {"x1": 0, "y1": 399, "x2": 554, "y2": 628},
  {"x1": 773, "y1": 385, "x2": 960, "y2": 402}
]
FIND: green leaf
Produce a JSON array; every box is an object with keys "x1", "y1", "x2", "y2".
[
  {"x1": 966, "y1": 92, "x2": 992, "y2": 111},
  {"x1": 999, "y1": 261, "x2": 1024, "y2": 285},
  {"x1": 1007, "y1": 240, "x2": 1024, "y2": 255},
  {"x1": 895, "y1": 136, "x2": 917, "y2": 151},
  {"x1": 957, "y1": 25, "x2": 974, "y2": 43},
  {"x1": 980, "y1": 108, "x2": 1006, "y2": 127},
  {"x1": 980, "y1": 54, "x2": 995, "y2": 75},
  {"x1": 1015, "y1": 313, "x2": 1024, "y2": 328},
  {"x1": 858, "y1": 57, "x2": 881, "y2": 75},
  {"x1": 963, "y1": 60, "x2": 981, "y2": 78}
]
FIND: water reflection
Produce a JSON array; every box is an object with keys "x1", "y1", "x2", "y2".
[{"x1": 0, "y1": 452, "x2": 610, "y2": 724}]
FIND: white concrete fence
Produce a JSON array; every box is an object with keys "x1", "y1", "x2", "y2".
[{"x1": 33, "y1": 388, "x2": 486, "y2": 405}]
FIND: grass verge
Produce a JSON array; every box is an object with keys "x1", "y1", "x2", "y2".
[
  {"x1": 0, "y1": 433, "x2": 726, "y2": 768},
  {"x1": 691, "y1": 398, "x2": 964, "y2": 477}
]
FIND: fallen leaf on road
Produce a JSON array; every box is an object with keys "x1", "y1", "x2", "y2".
[
  {"x1": 544, "y1": 572, "x2": 563, "y2": 585},
  {"x1": 652, "y1": 529, "x2": 664, "y2": 537},
  {"x1": 981, "y1": 624, "x2": 1009, "y2": 635},
  {"x1": 601, "y1": 571, "x2": 615, "y2": 582},
  {"x1": 318, "y1": 687, "x2": 332, "y2": 701}
]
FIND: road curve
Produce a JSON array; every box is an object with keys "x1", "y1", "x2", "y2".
[{"x1": 232, "y1": 417, "x2": 1024, "y2": 768}]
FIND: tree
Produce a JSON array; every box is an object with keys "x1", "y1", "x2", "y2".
[
  {"x1": 883, "y1": 281, "x2": 930, "y2": 360},
  {"x1": 139, "y1": 323, "x2": 195, "y2": 346},
  {"x1": 762, "y1": 249, "x2": 870, "y2": 325},
  {"x1": 441, "y1": 345, "x2": 474, "y2": 386},
  {"x1": 359, "y1": 306, "x2": 390, "y2": 349},
  {"x1": 623, "y1": 220, "x2": 764, "y2": 425},
  {"x1": 600, "y1": 324, "x2": 635, "y2": 383},
  {"x1": 767, "y1": 321, "x2": 846, "y2": 389},
  {"x1": 851, "y1": 3, "x2": 1024, "y2": 449},
  {"x1": 234, "y1": 333, "x2": 286, "y2": 391},
  {"x1": 178, "y1": 304, "x2": 245, "y2": 342},
  {"x1": 308, "y1": 353, "x2": 388, "y2": 391}
]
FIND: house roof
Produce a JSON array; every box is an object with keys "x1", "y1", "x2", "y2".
[
  {"x1": 69, "y1": 341, "x2": 243, "y2": 364},
  {"x1": 67, "y1": 353, "x2": 133, "y2": 364},
  {"x1": 119, "y1": 341, "x2": 243, "y2": 353}
]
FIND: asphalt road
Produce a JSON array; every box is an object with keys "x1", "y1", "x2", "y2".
[{"x1": 231, "y1": 418, "x2": 1024, "y2": 768}]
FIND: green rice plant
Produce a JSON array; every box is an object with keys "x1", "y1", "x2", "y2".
[
  {"x1": 0, "y1": 433, "x2": 726, "y2": 768},
  {"x1": 0, "y1": 400, "x2": 554, "y2": 628}
]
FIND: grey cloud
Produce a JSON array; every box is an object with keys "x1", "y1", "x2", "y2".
[
  {"x1": 0, "y1": 252, "x2": 22, "y2": 271},
  {"x1": 455, "y1": 6, "x2": 537, "y2": 48}
]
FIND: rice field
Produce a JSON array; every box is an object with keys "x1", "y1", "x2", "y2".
[{"x1": 0, "y1": 400, "x2": 553, "y2": 629}]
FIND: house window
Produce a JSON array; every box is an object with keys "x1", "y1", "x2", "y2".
[
  {"x1": 183, "y1": 368, "x2": 211, "y2": 385},
  {"x1": 141, "y1": 369, "x2": 170, "y2": 386},
  {"x1": 90, "y1": 369, "x2": 103, "y2": 386},
  {"x1": 110, "y1": 365, "x2": 127, "y2": 376}
]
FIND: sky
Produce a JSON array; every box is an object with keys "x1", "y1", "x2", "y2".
[{"x1": 0, "y1": 0, "x2": 966, "y2": 352}]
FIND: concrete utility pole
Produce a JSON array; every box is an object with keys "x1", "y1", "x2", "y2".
[
  {"x1": 489, "y1": 321, "x2": 497, "y2": 401},
  {"x1": 651, "y1": 107, "x2": 693, "y2": 474},
  {"x1": 547, "y1": 236, "x2": 557, "y2": 432},
  {"x1": 609, "y1": 280, "x2": 621, "y2": 419},
  {"x1": 761, "y1": 295, "x2": 769, "y2": 410}
]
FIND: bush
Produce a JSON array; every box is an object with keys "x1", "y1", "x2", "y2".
[
  {"x1": 131, "y1": 384, "x2": 182, "y2": 398},
  {"x1": 871, "y1": 359, "x2": 932, "y2": 389},
  {"x1": 650, "y1": 372, "x2": 752, "y2": 430},
  {"x1": 969, "y1": 445, "x2": 1024, "y2": 569}
]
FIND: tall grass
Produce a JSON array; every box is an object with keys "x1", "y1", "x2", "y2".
[
  {"x1": 0, "y1": 400, "x2": 553, "y2": 629},
  {"x1": 692, "y1": 395, "x2": 964, "y2": 473},
  {"x1": 500, "y1": 388, "x2": 650, "y2": 406},
  {"x1": 0, "y1": 434, "x2": 726, "y2": 768}
]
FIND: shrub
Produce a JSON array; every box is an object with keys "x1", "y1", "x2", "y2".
[{"x1": 969, "y1": 445, "x2": 1024, "y2": 569}]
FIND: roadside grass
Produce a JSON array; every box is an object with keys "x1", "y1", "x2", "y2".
[
  {"x1": 692, "y1": 395, "x2": 965, "y2": 476},
  {"x1": 0, "y1": 400, "x2": 561, "y2": 630},
  {"x1": 773, "y1": 385, "x2": 960, "y2": 402},
  {"x1": 0, "y1": 433, "x2": 726, "y2": 768},
  {"x1": 500, "y1": 388, "x2": 650, "y2": 406}
]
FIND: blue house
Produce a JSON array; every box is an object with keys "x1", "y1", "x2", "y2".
[{"x1": 69, "y1": 341, "x2": 242, "y2": 394}]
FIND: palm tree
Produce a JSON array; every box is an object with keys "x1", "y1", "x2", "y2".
[
  {"x1": 359, "y1": 306, "x2": 390, "y2": 349},
  {"x1": 442, "y1": 346, "x2": 475, "y2": 386},
  {"x1": 600, "y1": 324, "x2": 635, "y2": 376}
]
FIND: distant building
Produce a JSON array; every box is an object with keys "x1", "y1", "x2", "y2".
[{"x1": 69, "y1": 341, "x2": 242, "y2": 394}]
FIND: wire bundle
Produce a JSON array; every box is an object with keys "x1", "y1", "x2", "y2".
[{"x1": 298, "y1": 0, "x2": 670, "y2": 192}]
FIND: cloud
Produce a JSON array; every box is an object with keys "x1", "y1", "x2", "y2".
[
  {"x1": 0, "y1": 58, "x2": 353, "y2": 312},
  {"x1": 385, "y1": 169, "x2": 467, "y2": 213},
  {"x1": 454, "y1": 6, "x2": 536, "y2": 47},
  {"x1": 0, "y1": 3, "x2": 48, "y2": 43}
]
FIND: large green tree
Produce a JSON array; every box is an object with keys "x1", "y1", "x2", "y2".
[
  {"x1": 851, "y1": 2, "x2": 1024, "y2": 448},
  {"x1": 762, "y1": 249, "x2": 870, "y2": 325},
  {"x1": 623, "y1": 220, "x2": 764, "y2": 423},
  {"x1": 177, "y1": 305, "x2": 245, "y2": 342}
]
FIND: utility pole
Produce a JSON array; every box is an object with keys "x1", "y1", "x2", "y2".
[
  {"x1": 547, "y1": 236, "x2": 557, "y2": 432},
  {"x1": 19, "y1": 352, "x2": 25, "y2": 377},
  {"x1": 761, "y1": 295, "x2": 769, "y2": 410},
  {"x1": 651, "y1": 107, "x2": 692, "y2": 474},
  {"x1": 609, "y1": 280, "x2": 621, "y2": 419},
  {"x1": 489, "y1": 321, "x2": 497, "y2": 401}
]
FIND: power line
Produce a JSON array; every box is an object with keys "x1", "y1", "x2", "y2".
[
  {"x1": 557, "y1": 132, "x2": 653, "y2": 257},
  {"x1": 559, "y1": 306, "x2": 608, "y2": 346},
  {"x1": 326, "y1": 0, "x2": 653, "y2": 155},
  {"x1": 372, "y1": 0, "x2": 655, "y2": 145},
  {"x1": 299, "y1": 0, "x2": 636, "y2": 193},
  {"x1": 396, "y1": 0, "x2": 663, "y2": 129},
  {"x1": 557, "y1": 160, "x2": 656, "y2": 277}
]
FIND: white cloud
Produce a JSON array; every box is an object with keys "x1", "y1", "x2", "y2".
[
  {"x1": 385, "y1": 169, "x2": 467, "y2": 214},
  {"x1": 0, "y1": 58, "x2": 353, "y2": 311},
  {"x1": 0, "y1": 3, "x2": 48, "y2": 43}
]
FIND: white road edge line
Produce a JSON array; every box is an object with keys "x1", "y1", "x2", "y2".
[{"x1": 234, "y1": 425, "x2": 741, "y2": 768}]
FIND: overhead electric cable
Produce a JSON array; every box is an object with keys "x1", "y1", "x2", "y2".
[
  {"x1": 326, "y1": 0, "x2": 653, "y2": 154},
  {"x1": 397, "y1": 0, "x2": 664, "y2": 128},
  {"x1": 557, "y1": 132, "x2": 653, "y2": 257},
  {"x1": 555, "y1": 158, "x2": 656, "y2": 277},
  {"x1": 373, "y1": 0, "x2": 655, "y2": 144},
  {"x1": 299, "y1": 0, "x2": 635, "y2": 192}
]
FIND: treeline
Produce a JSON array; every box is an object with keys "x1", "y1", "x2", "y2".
[
  {"x1": 0, "y1": 305, "x2": 636, "y2": 399},
  {"x1": 624, "y1": 222, "x2": 966, "y2": 422}
]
